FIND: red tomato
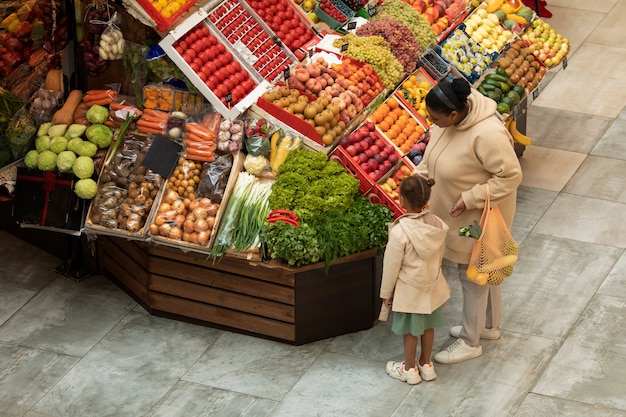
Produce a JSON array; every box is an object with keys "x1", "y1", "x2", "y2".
[
  {"x1": 198, "y1": 71, "x2": 207, "y2": 81},
  {"x1": 208, "y1": 75, "x2": 218, "y2": 86},
  {"x1": 190, "y1": 62, "x2": 200, "y2": 72},
  {"x1": 186, "y1": 49, "x2": 197, "y2": 59},
  {"x1": 216, "y1": 43, "x2": 225, "y2": 54},
  {"x1": 204, "y1": 61, "x2": 217, "y2": 73},
  {"x1": 187, "y1": 32, "x2": 198, "y2": 43},
  {"x1": 192, "y1": 57, "x2": 203, "y2": 67},
  {"x1": 207, "y1": 35, "x2": 217, "y2": 46},
  {"x1": 175, "y1": 46, "x2": 184, "y2": 55},
  {"x1": 218, "y1": 54, "x2": 231, "y2": 66},
  {"x1": 201, "y1": 65, "x2": 212, "y2": 77},
  {"x1": 230, "y1": 61, "x2": 241, "y2": 72},
  {"x1": 240, "y1": 70, "x2": 250, "y2": 80},
  {"x1": 201, "y1": 26, "x2": 210, "y2": 37},
  {"x1": 224, "y1": 78, "x2": 234, "y2": 91},
  {"x1": 179, "y1": 40, "x2": 188, "y2": 50},
  {"x1": 182, "y1": 52, "x2": 193, "y2": 63}
]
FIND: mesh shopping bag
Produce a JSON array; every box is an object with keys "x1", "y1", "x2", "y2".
[{"x1": 466, "y1": 185, "x2": 519, "y2": 285}]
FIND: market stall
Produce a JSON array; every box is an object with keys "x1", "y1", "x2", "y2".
[{"x1": 0, "y1": 0, "x2": 569, "y2": 343}]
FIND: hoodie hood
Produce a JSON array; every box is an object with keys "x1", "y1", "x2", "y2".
[
  {"x1": 396, "y1": 212, "x2": 449, "y2": 259},
  {"x1": 456, "y1": 89, "x2": 499, "y2": 131}
]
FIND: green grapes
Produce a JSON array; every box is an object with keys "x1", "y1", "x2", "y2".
[
  {"x1": 373, "y1": 0, "x2": 437, "y2": 52},
  {"x1": 332, "y1": 34, "x2": 404, "y2": 89}
]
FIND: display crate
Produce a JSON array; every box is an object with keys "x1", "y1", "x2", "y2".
[
  {"x1": 136, "y1": 0, "x2": 197, "y2": 31},
  {"x1": 328, "y1": 145, "x2": 376, "y2": 194},
  {"x1": 418, "y1": 48, "x2": 450, "y2": 81},
  {"x1": 438, "y1": 27, "x2": 498, "y2": 83},
  {"x1": 160, "y1": 8, "x2": 272, "y2": 120},
  {"x1": 149, "y1": 151, "x2": 243, "y2": 255},
  {"x1": 315, "y1": 0, "x2": 355, "y2": 30},
  {"x1": 393, "y1": 66, "x2": 436, "y2": 128},
  {"x1": 84, "y1": 132, "x2": 165, "y2": 241}
]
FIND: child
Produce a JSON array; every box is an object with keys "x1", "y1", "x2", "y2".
[{"x1": 380, "y1": 176, "x2": 451, "y2": 384}]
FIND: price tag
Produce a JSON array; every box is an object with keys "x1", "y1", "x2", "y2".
[
  {"x1": 347, "y1": 21, "x2": 357, "y2": 30},
  {"x1": 225, "y1": 92, "x2": 232, "y2": 104},
  {"x1": 309, "y1": 48, "x2": 314, "y2": 58},
  {"x1": 368, "y1": 5, "x2": 377, "y2": 16},
  {"x1": 562, "y1": 57, "x2": 568, "y2": 70},
  {"x1": 532, "y1": 88, "x2": 539, "y2": 100},
  {"x1": 283, "y1": 67, "x2": 290, "y2": 81},
  {"x1": 341, "y1": 43, "x2": 348, "y2": 52},
  {"x1": 513, "y1": 106, "x2": 522, "y2": 119},
  {"x1": 272, "y1": 36, "x2": 282, "y2": 47}
]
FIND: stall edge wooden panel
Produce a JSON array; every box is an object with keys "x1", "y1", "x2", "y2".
[{"x1": 98, "y1": 236, "x2": 382, "y2": 344}]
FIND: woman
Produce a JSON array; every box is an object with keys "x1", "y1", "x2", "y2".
[{"x1": 413, "y1": 74, "x2": 522, "y2": 364}]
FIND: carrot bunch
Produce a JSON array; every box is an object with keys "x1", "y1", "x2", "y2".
[
  {"x1": 183, "y1": 122, "x2": 217, "y2": 162},
  {"x1": 83, "y1": 89, "x2": 118, "y2": 106},
  {"x1": 136, "y1": 108, "x2": 169, "y2": 135}
]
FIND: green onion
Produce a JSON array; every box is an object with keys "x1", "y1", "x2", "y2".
[{"x1": 209, "y1": 172, "x2": 272, "y2": 259}]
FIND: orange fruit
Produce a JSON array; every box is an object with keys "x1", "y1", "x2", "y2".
[
  {"x1": 378, "y1": 120, "x2": 391, "y2": 131},
  {"x1": 387, "y1": 96, "x2": 399, "y2": 110}
]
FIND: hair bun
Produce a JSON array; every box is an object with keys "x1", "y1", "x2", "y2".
[{"x1": 426, "y1": 178, "x2": 435, "y2": 187}]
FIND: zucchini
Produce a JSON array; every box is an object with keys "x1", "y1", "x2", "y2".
[{"x1": 485, "y1": 73, "x2": 510, "y2": 84}]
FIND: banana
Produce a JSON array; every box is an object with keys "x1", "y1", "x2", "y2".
[{"x1": 507, "y1": 117, "x2": 533, "y2": 146}]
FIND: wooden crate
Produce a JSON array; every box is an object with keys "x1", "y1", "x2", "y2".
[{"x1": 98, "y1": 236, "x2": 382, "y2": 344}]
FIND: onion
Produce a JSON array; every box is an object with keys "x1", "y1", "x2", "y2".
[
  {"x1": 171, "y1": 199, "x2": 185, "y2": 214},
  {"x1": 197, "y1": 230, "x2": 210, "y2": 245},
  {"x1": 182, "y1": 232, "x2": 192, "y2": 242},
  {"x1": 193, "y1": 206, "x2": 208, "y2": 220},
  {"x1": 159, "y1": 202, "x2": 172, "y2": 212},
  {"x1": 149, "y1": 223, "x2": 159, "y2": 235},
  {"x1": 174, "y1": 214, "x2": 185, "y2": 227},
  {"x1": 159, "y1": 223, "x2": 171, "y2": 237},
  {"x1": 183, "y1": 220, "x2": 194, "y2": 233},
  {"x1": 206, "y1": 216, "x2": 216, "y2": 229},
  {"x1": 169, "y1": 227, "x2": 182, "y2": 240},
  {"x1": 206, "y1": 203, "x2": 219, "y2": 217},
  {"x1": 194, "y1": 218, "x2": 208, "y2": 232},
  {"x1": 199, "y1": 197, "x2": 212, "y2": 207}
]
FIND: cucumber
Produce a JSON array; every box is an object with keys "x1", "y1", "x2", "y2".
[
  {"x1": 485, "y1": 73, "x2": 510, "y2": 84},
  {"x1": 487, "y1": 91, "x2": 502, "y2": 102},
  {"x1": 483, "y1": 78, "x2": 505, "y2": 89},
  {"x1": 495, "y1": 67, "x2": 508, "y2": 77},
  {"x1": 512, "y1": 85, "x2": 526, "y2": 97},
  {"x1": 480, "y1": 82, "x2": 498, "y2": 91}
]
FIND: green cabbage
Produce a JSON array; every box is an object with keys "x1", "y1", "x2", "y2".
[
  {"x1": 56, "y1": 150, "x2": 77, "y2": 172},
  {"x1": 72, "y1": 156, "x2": 94, "y2": 179},
  {"x1": 86, "y1": 124, "x2": 113, "y2": 149},
  {"x1": 74, "y1": 178, "x2": 98, "y2": 199},
  {"x1": 49, "y1": 136, "x2": 68, "y2": 154},
  {"x1": 24, "y1": 150, "x2": 39, "y2": 169},
  {"x1": 35, "y1": 136, "x2": 50, "y2": 153},
  {"x1": 76, "y1": 141, "x2": 98, "y2": 157},
  {"x1": 37, "y1": 150, "x2": 57, "y2": 171},
  {"x1": 67, "y1": 138, "x2": 83, "y2": 154},
  {"x1": 86, "y1": 104, "x2": 110, "y2": 124}
]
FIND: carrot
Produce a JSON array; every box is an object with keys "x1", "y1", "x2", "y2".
[
  {"x1": 185, "y1": 123, "x2": 216, "y2": 140},
  {"x1": 183, "y1": 140, "x2": 215, "y2": 150},
  {"x1": 105, "y1": 119, "x2": 121, "y2": 128},
  {"x1": 184, "y1": 132, "x2": 216, "y2": 144},
  {"x1": 185, "y1": 148, "x2": 215, "y2": 162},
  {"x1": 140, "y1": 114, "x2": 168, "y2": 123},
  {"x1": 137, "y1": 118, "x2": 165, "y2": 127},
  {"x1": 85, "y1": 89, "x2": 118, "y2": 99},
  {"x1": 142, "y1": 108, "x2": 169, "y2": 119},
  {"x1": 137, "y1": 126, "x2": 164, "y2": 135},
  {"x1": 84, "y1": 97, "x2": 114, "y2": 106}
]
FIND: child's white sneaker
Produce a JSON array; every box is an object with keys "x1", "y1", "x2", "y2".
[
  {"x1": 416, "y1": 361, "x2": 437, "y2": 381},
  {"x1": 386, "y1": 361, "x2": 421, "y2": 385}
]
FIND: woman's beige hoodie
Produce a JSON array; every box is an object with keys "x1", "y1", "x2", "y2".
[
  {"x1": 414, "y1": 89, "x2": 523, "y2": 264},
  {"x1": 380, "y1": 211, "x2": 451, "y2": 314}
]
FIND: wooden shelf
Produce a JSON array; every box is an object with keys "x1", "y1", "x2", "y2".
[{"x1": 98, "y1": 236, "x2": 383, "y2": 345}]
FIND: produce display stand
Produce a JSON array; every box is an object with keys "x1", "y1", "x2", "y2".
[{"x1": 98, "y1": 235, "x2": 382, "y2": 345}]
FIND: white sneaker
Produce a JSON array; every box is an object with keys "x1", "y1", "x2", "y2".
[
  {"x1": 434, "y1": 338, "x2": 483, "y2": 364},
  {"x1": 417, "y1": 361, "x2": 437, "y2": 381},
  {"x1": 449, "y1": 325, "x2": 501, "y2": 340},
  {"x1": 386, "y1": 361, "x2": 422, "y2": 385}
]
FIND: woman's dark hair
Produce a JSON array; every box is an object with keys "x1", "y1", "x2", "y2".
[
  {"x1": 399, "y1": 176, "x2": 435, "y2": 210},
  {"x1": 425, "y1": 74, "x2": 471, "y2": 114}
]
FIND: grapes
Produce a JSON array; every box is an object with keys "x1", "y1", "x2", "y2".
[
  {"x1": 356, "y1": 18, "x2": 421, "y2": 77},
  {"x1": 332, "y1": 34, "x2": 404, "y2": 89},
  {"x1": 372, "y1": 0, "x2": 437, "y2": 52}
]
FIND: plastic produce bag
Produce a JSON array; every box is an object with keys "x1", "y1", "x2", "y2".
[
  {"x1": 98, "y1": 11, "x2": 125, "y2": 60},
  {"x1": 197, "y1": 153, "x2": 233, "y2": 203},
  {"x1": 6, "y1": 106, "x2": 36, "y2": 160}
]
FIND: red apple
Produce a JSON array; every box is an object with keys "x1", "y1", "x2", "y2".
[{"x1": 345, "y1": 145, "x2": 356, "y2": 156}]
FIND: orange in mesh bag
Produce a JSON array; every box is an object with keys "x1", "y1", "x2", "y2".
[{"x1": 466, "y1": 185, "x2": 519, "y2": 286}]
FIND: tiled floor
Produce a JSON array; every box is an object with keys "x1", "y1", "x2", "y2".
[{"x1": 2, "y1": 2, "x2": 626, "y2": 416}]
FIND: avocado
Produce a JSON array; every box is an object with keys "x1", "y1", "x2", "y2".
[
  {"x1": 494, "y1": 10, "x2": 507, "y2": 22},
  {"x1": 502, "y1": 96, "x2": 516, "y2": 107},
  {"x1": 512, "y1": 85, "x2": 526, "y2": 97},
  {"x1": 487, "y1": 91, "x2": 502, "y2": 102},
  {"x1": 503, "y1": 19, "x2": 516, "y2": 30},
  {"x1": 496, "y1": 102, "x2": 510, "y2": 114},
  {"x1": 506, "y1": 90, "x2": 521, "y2": 104}
]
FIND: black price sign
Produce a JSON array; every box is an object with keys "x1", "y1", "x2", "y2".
[
  {"x1": 283, "y1": 67, "x2": 290, "y2": 81},
  {"x1": 368, "y1": 6, "x2": 377, "y2": 16},
  {"x1": 562, "y1": 57, "x2": 568, "y2": 70},
  {"x1": 347, "y1": 21, "x2": 357, "y2": 30},
  {"x1": 341, "y1": 43, "x2": 348, "y2": 52},
  {"x1": 272, "y1": 35, "x2": 282, "y2": 47},
  {"x1": 532, "y1": 88, "x2": 539, "y2": 100},
  {"x1": 309, "y1": 48, "x2": 314, "y2": 58},
  {"x1": 225, "y1": 92, "x2": 232, "y2": 104}
]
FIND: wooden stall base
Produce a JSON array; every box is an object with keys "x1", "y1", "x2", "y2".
[{"x1": 98, "y1": 236, "x2": 383, "y2": 345}]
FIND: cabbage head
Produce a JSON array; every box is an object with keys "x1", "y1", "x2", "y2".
[
  {"x1": 35, "y1": 136, "x2": 50, "y2": 153},
  {"x1": 49, "y1": 136, "x2": 68, "y2": 154},
  {"x1": 72, "y1": 156, "x2": 94, "y2": 179},
  {"x1": 76, "y1": 141, "x2": 98, "y2": 157},
  {"x1": 75, "y1": 178, "x2": 98, "y2": 199},
  {"x1": 86, "y1": 104, "x2": 109, "y2": 124},
  {"x1": 24, "y1": 150, "x2": 39, "y2": 169},
  {"x1": 37, "y1": 150, "x2": 57, "y2": 171},
  {"x1": 67, "y1": 138, "x2": 83, "y2": 154},
  {"x1": 57, "y1": 151, "x2": 77, "y2": 172},
  {"x1": 86, "y1": 124, "x2": 113, "y2": 149}
]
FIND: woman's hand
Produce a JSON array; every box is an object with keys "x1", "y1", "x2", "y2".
[
  {"x1": 384, "y1": 298, "x2": 393, "y2": 307},
  {"x1": 449, "y1": 196, "x2": 466, "y2": 218}
]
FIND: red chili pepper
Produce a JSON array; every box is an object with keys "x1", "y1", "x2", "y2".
[
  {"x1": 267, "y1": 215, "x2": 299, "y2": 227},
  {"x1": 268, "y1": 209, "x2": 298, "y2": 221}
]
